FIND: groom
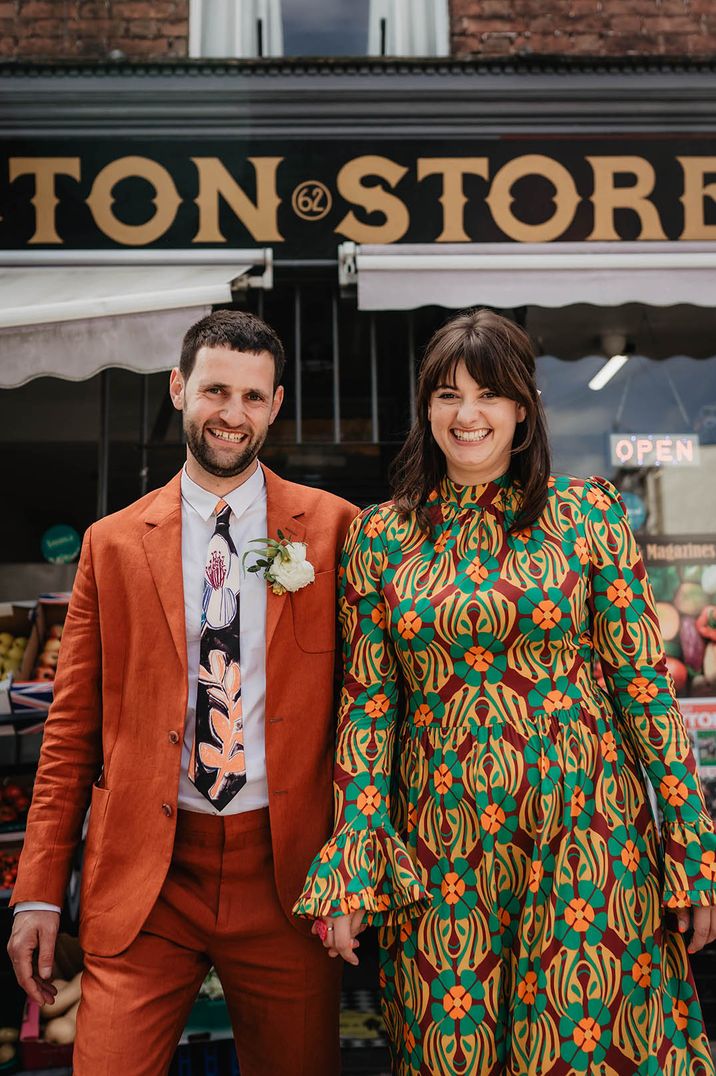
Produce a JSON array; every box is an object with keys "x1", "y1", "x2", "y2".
[{"x1": 8, "y1": 310, "x2": 358, "y2": 1075}]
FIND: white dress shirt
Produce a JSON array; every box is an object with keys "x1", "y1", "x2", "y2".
[{"x1": 16, "y1": 462, "x2": 269, "y2": 913}]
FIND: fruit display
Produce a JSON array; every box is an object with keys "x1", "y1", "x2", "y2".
[
  {"x1": 0, "y1": 848, "x2": 20, "y2": 893},
  {"x1": 0, "y1": 780, "x2": 31, "y2": 830},
  {"x1": 0, "y1": 632, "x2": 28, "y2": 679},
  {"x1": 647, "y1": 558, "x2": 716, "y2": 697},
  {"x1": 31, "y1": 623, "x2": 63, "y2": 682}
]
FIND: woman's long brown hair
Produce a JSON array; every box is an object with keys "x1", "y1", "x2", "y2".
[{"x1": 390, "y1": 309, "x2": 551, "y2": 534}]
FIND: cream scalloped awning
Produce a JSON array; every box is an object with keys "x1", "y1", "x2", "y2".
[
  {"x1": 0, "y1": 249, "x2": 272, "y2": 388},
  {"x1": 338, "y1": 241, "x2": 716, "y2": 311}
]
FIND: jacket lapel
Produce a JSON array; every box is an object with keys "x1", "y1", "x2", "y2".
[
  {"x1": 263, "y1": 465, "x2": 306, "y2": 654},
  {"x1": 141, "y1": 472, "x2": 188, "y2": 678}
]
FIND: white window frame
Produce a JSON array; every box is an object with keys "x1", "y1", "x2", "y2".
[
  {"x1": 189, "y1": 0, "x2": 284, "y2": 59},
  {"x1": 368, "y1": 0, "x2": 450, "y2": 57}
]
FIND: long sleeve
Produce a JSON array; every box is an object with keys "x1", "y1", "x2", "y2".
[
  {"x1": 584, "y1": 477, "x2": 716, "y2": 908},
  {"x1": 294, "y1": 507, "x2": 430, "y2": 924}
]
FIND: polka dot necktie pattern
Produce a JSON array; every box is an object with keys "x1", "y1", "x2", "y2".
[{"x1": 189, "y1": 499, "x2": 246, "y2": 810}]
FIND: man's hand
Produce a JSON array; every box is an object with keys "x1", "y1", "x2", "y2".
[{"x1": 7, "y1": 910, "x2": 60, "y2": 1006}]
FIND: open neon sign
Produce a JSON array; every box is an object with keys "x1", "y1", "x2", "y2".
[{"x1": 609, "y1": 433, "x2": 700, "y2": 468}]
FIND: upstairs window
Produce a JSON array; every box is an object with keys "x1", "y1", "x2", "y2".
[{"x1": 189, "y1": 0, "x2": 450, "y2": 58}]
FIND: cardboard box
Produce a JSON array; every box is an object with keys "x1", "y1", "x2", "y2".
[
  {"x1": 0, "y1": 603, "x2": 34, "y2": 712},
  {"x1": 18, "y1": 597, "x2": 69, "y2": 684}
]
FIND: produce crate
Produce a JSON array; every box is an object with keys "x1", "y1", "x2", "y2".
[{"x1": 19, "y1": 999, "x2": 73, "y2": 1070}]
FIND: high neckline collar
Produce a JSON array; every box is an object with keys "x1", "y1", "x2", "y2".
[{"x1": 436, "y1": 471, "x2": 512, "y2": 511}]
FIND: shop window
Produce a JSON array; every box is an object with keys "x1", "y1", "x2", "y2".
[{"x1": 189, "y1": 0, "x2": 449, "y2": 58}]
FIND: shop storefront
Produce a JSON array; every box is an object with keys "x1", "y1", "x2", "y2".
[{"x1": 1, "y1": 55, "x2": 716, "y2": 1048}]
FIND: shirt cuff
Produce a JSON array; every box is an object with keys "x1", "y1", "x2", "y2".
[{"x1": 13, "y1": 902, "x2": 61, "y2": 915}]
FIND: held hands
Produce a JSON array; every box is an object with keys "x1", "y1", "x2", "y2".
[
  {"x1": 676, "y1": 904, "x2": 716, "y2": 954},
  {"x1": 7, "y1": 910, "x2": 60, "y2": 1006},
  {"x1": 313, "y1": 911, "x2": 365, "y2": 966}
]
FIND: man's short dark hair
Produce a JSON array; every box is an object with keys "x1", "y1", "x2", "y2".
[{"x1": 180, "y1": 310, "x2": 286, "y2": 389}]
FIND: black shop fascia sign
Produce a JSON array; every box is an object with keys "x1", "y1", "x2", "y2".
[{"x1": 1, "y1": 136, "x2": 715, "y2": 258}]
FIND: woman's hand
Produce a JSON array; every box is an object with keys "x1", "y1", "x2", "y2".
[
  {"x1": 675, "y1": 904, "x2": 716, "y2": 953},
  {"x1": 312, "y1": 911, "x2": 365, "y2": 965}
]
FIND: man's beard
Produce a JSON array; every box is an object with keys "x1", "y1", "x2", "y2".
[{"x1": 184, "y1": 418, "x2": 265, "y2": 478}]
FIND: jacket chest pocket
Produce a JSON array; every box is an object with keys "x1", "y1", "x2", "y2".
[{"x1": 290, "y1": 569, "x2": 337, "y2": 653}]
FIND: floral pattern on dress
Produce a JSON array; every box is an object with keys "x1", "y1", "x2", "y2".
[{"x1": 295, "y1": 474, "x2": 716, "y2": 1075}]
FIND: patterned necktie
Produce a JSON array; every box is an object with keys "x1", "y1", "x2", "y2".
[{"x1": 190, "y1": 499, "x2": 246, "y2": 810}]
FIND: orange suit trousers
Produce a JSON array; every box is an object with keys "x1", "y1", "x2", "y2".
[{"x1": 73, "y1": 807, "x2": 342, "y2": 1076}]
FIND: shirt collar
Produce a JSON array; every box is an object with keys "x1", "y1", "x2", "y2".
[{"x1": 180, "y1": 461, "x2": 266, "y2": 523}]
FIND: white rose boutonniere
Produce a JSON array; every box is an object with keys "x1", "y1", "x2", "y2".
[{"x1": 243, "y1": 530, "x2": 315, "y2": 596}]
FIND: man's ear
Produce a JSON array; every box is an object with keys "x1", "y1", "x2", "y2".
[
  {"x1": 169, "y1": 368, "x2": 184, "y2": 412},
  {"x1": 269, "y1": 384, "x2": 285, "y2": 424}
]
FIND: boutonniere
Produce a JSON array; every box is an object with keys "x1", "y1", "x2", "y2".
[{"x1": 243, "y1": 530, "x2": 315, "y2": 596}]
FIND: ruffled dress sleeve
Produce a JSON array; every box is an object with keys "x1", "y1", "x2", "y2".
[
  {"x1": 583, "y1": 476, "x2": 716, "y2": 908},
  {"x1": 293, "y1": 506, "x2": 430, "y2": 925}
]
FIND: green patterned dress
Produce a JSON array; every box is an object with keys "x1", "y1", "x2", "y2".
[{"x1": 295, "y1": 473, "x2": 716, "y2": 1075}]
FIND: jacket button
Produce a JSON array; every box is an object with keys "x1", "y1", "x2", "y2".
[
  {"x1": 161, "y1": 803, "x2": 173, "y2": 817},
  {"x1": 168, "y1": 731, "x2": 180, "y2": 744}
]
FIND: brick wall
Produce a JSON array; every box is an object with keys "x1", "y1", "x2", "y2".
[
  {"x1": 450, "y1": 0, "x2": 716, "y2": 58},
  {"x1": 0, "y1": 0, "x2": 189, "y2": 60}
]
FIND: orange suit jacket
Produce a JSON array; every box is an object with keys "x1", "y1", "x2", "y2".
[{"x1": 12, "y1": 465, "x2": 358, "y2": 957}]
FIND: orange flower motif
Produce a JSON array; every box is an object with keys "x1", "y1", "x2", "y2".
[
  {"x1": 443, "y1": 985, "x2": 472, "y2": 1020},
  {"x1": 543, "y1": 690, "x2": 572, "y2": 714},
  {"x1": 434, "y1": 532, "x2": 450, "y2": 554},
  {"x1": 483, "y1": 802, "x2": 506, "y2": 834},
  {"x1": 632, "y1": 953, "x2": 652, "y2": 989},
  {"x1": 497, "y1": 908, "x2": 511, "y2": 934},
  {"x1": 414, "y1": 703, "x2": 433, "y2": 727},
  {"x1": 666, "y1": 890, "x2": 689, "y2": 908},
  {"x1": 441, "y1": 873, "x2": 466, "y2": 905},
  {"x1": 365, "y1": 694, "x2": 390, "y2": 720},
  {"x1": 659, "y1": 775, "x2": 688, "y2": 808},
  {"x1": 621, "y1": 840, "x2": 641, "y2": 872},
  {"x1": 375, "y1": 893, "x2": 391, "y2": 912},
  {"x1": 528, "y1": 860, "x2": 543, "y2": 893},
  {"x1": 606, "y1": 579, "x2": 633, "y2": 608},
  {"x1": 573, "y1": 1016, "x2": 601, "y2": 1052},
  {"x1": 573, "y1": 536, "x2": 589, "y2": 564},
  {"x1": 465, "y1": 645, "x2": 494, "y2": 672},
  {"x1": 404, "y1": 1026, "x2": 416, "y2": 1053},
  {"x1": 379, "y1": 967, "x2": 387, "y2": 990},
  {"x1": 601, "y1": 731, "x2": 618, "y2": 763},
  {"x1": 356, "y1": 785, "x2": 382, "y2": 815},
  {"x1": 627, "y1": 677, "x2": 659, "y2": 704},
  {"x1": 434, "y1": 765, "x2": 453, "y2": 795},
  {"x1": 531, "y1": 599, "x2": 562, "y2": 630},
  {"x1": 517, "y1": 971, "x2": 538, "y2": 1005},
  {"x1": 586, "y1": 487, "x2": 611, "y2": 511},
  {"x1": 370, "y1": 605, "x2": 387, "y2": 630},
  {"x1": 513, "y1": 528, "x2": 531, "y2": 543},
  {"x1": 538, "y1": 753, "x2": 551, "y2": 779},
  {"x1": 400, "y1": 921, "x2": 413, "y2": 944},
  {"x1": 397, "y1": 610, "x2": 423, "y2": 640},
  {"x1": 340, "y1": 892, "x2": 363, "y2": 913},
  {"x1": 364, "y1": 515, "x2": 386, "y2": 538},
  {"x1": 466, "y1": 560, "x2": 489, "y2": 584},
  {"x1": 570, "y1": 787, "x2": 586, "y2": 817},
  {"x1": 407, "y1": 802, "x2": 418, "y2": 829},
  {"x1": 565, "y1": 897, "x2": 595, "y2": 932},
  {"x1": 673, "y1": 998, "x2": 690, "y2": 1033},
  {"x1": 701, "y1": 850, "x2": 716, "y2": 882}
]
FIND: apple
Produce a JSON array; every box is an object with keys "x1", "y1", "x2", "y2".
[
  {"x1": 34, "y1": 666, "x2": 55, "y2": 681},
  {"x1": 42, "y1": 638, "x2": 61, "y2": 654},
  {"x1": 39, "y1": 651, "x2": 59, "y2": 669},
  {"x1": 0, "y1": 633, "x2": 12, "y2": 649},
  {"x1": 13, "y1": 636, "x2": 28, "y2": 650},
  {"x1": 48, "y1": 625, "x2": 63, "y2": 641}
]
